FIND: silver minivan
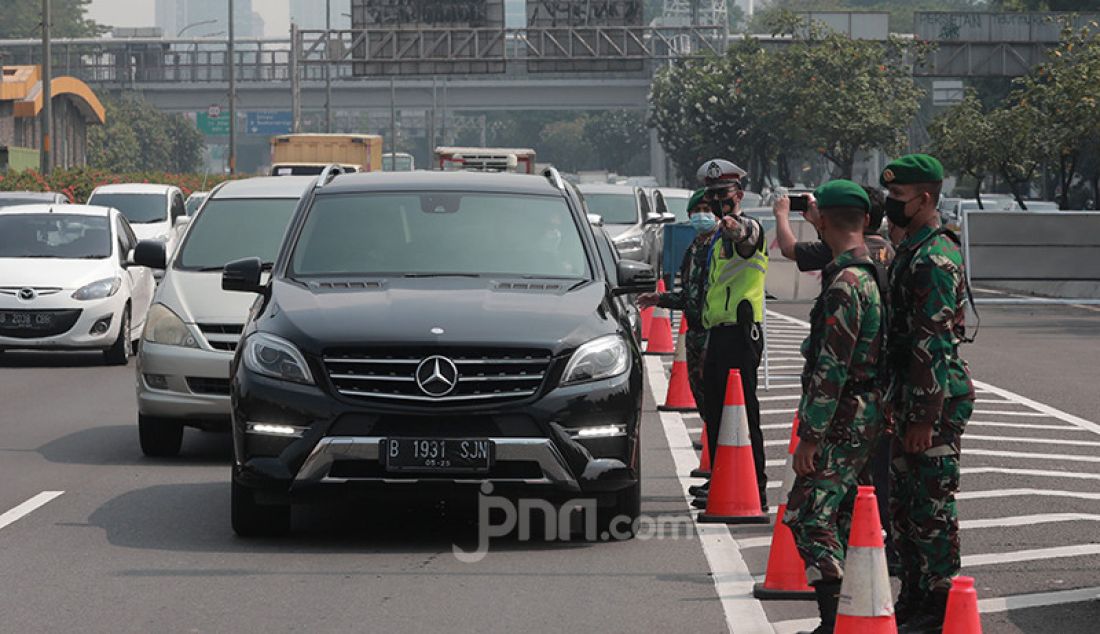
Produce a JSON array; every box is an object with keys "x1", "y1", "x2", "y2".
[{"x1": 132, "y1": 176, "x2": 315, "y2": 456}]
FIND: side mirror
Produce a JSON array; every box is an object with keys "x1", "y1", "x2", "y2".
[
  {"x1": 174, "y1": 215, "x2": 191, "y2": 229},
  {"x1": 222, "y1": 257, "x2": 265, "y2": 294},
  {"x1": 587, "y1": 213, "x2": 604, "y2": 227},
  {"x1": 133, "y1": 240, "x2": 167, "y2": 270},
  {"x1": 614, "y1": 260, "x2": 657, "y2": 296}
]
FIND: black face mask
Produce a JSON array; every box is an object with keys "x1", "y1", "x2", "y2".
[{"x1": 884, "y1": 196, "x2": 916, "y2": 228}]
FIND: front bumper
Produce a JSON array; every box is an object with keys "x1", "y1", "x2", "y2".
[
  {"x1": 136, "y1": 340, "x2": 233, "y2": 425},
  {"x1": 231, "y1": 358, "x2": 643, "y2": 500},
  {"x1": 0, "y1": 293, "x2": 125, "y2": 350}
]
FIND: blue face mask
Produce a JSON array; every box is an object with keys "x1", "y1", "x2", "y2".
[{"x1": 689, "y1": 212, "x2": 718, "y2": 234}]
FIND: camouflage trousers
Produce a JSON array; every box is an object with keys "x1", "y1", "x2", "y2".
[
  {"x1": 891, "y1": 396, "x2": 974, "y2": 596},
  {"x1": 684, "y1": 329, "x2": 708, "y2": 419},
  {"x1": 783, "y1": 438, "x2": 876, "y2": 583}
]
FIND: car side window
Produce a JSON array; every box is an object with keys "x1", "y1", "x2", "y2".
[
  {"x1": 171, "y1": 192, "x2": 185, "y2": 222},
  {"x1": 654, "y1": 191, "x2": 668, "y2": 215},
  {"x1": 638, "y1": 190, "x2": 652, "y2": 216},
  {"x1": 115, "y1": 217, "x2": 132, "y2": 262},
  {"x1": 593, "y1": 228, "x2": 620, "y2": 283}
]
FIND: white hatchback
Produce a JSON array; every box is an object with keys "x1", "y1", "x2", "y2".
[
  {"x1": 0, "y1": 205, "x2": 155, "y2": 363},
  {"x1": 87, "y1": 183, "x2": 188, "y2": 257}
]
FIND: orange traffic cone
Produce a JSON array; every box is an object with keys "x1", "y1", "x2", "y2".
[
  {"x1": 698, "y1": 369, "x2": 769, "y2": 525},
  {"x1": 835, "y1": 486, "x2": 896, "y2": 633},
  {"x1": 640, "y1": 278, "x2": 665, "y2": 341},
  {"x1": 943, "y1": 576, "x2": 983, "y2": 634},
  {"x1": 645, "y1": 305, "x2": 675, "y2": 356},
  {"x1": 753, "y1": 415, "x2": 815, "y2": 600},
  {"x1": 690, "y1": 422, "x2": 711, "y2": 478},
  {"x1": 659, "y1": 318, "x2": 697, "y2": 412}
]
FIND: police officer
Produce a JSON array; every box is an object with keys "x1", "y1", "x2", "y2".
[
  {"x1": 783, "y1": 180, "x2": 885, "y2": 634},
  {"x1": 694, "y1": 159, "x2": 770, "y2": 512},
  {"x1": 774, "y1": 186, "x2": 899, "y2": 571},
  {"x1": 881, "y1": 154, "x2": 975, "y2": 633},
  {"x1": 637, "y1": 189, "x2": 713, "y2": 417}
]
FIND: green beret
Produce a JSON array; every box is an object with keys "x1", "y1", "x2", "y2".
[
  {"x1": 687, "y1": 188, "x2": 707, "y2": 213},
  {"x1": 880, "y1": 154, "x2": 944, "y2": 187},
  {"x1": 813, "y1": 179, "x2": 870, "y2": 212}
]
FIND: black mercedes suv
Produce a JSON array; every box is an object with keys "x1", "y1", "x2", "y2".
[{"x1": 223, "y1": 168, "x2": 655, "y2": 537}]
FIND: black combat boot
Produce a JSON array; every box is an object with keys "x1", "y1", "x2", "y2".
[
  {"x1": 897, "y1": 589, "x2": 948, "y2": 634},
  {"x1": 798, "y1": 580, "x2": 841, "y2": 634},
  {"x1": 688, "y1": 481, "x2": 709, "y2": 497},
  {"x1": 894, "y1": 581, "x2": 926, "y2": 626}
]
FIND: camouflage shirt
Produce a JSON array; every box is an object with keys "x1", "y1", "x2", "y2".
[
  {"x1": 886, "y1": 225, "x2": 975, "y2": 431},
  {"x1": 797, "y1": 245, "x2": 885, "y2": 443},
  {"x1": 657, "y1": 230, "x2": 714, "y2": 331}
]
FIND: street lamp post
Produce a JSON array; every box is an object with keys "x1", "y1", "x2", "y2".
[
  {"x1": 325, "y1": 0, "x2": 332, "y2": 133},
  {"x1": 40, "y1": 0, "x2": 52, "y2": 175},
  {"x1": 177, "y1": 19, "x2": 218, "y2": 37},
  {"x1": 227, "y1": 0, "x2": 236, "y2": 174}
]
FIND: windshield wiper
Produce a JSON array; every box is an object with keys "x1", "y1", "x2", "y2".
[{"x1": 403, "y1": 273, "x2": 481, "y2": 278}]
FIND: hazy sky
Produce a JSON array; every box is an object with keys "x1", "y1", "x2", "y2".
[{"x1": 87, "y1": 0, "x2": 292, "y2": 38}]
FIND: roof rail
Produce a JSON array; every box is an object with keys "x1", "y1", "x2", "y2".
[
  {"x1": 542, "y1": 166, "x2": 566, "y2": 193},
  {"x1": 316, "y1": 164, "x2": 344, "y2": 188}
]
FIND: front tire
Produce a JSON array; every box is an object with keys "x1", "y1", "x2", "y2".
[
  {"x1": 103, "y1": 308, "x2": 132, "y2": 366},
  {"x1": 597, "y1": 479, "x2": 641, "y2": 540},
  {"x1": 231, "y1": 479, "x2": 291, "y2": 537},
  {"x1": 138, "y1": 413, "x2": 183, "y2": 457}
]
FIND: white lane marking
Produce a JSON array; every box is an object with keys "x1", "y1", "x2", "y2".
[
  {"x1": 978, "y1": 585, "x2": 1100, "y2": 614},
  {"x1": 646, "y1": 358, "x2": 774, "y2": 633},
  {"x1": 967, "y1": 448, "x2": 1100, "y2": 464},
  {"x1": 0, "y1": 491, "x2": 64, "y2": 531},
  {"x1": 964, "y1": 467, "x2": 1100, "y2": 482},
  {"x1": 764, "y1": 439, "x2": 788, "y2": 448},
  {"x1": 974, "y1": 379, "x2": 1100, "y2": 436},
  {"x1": 761, "y1": 383, "x2": 802, "y2": 391},
  {"x1": 962, "y1": 513, "x2": 1100, "y2": 529},
  {"x1": 975, "y1": 398, "x2": 1015, "y2": 404},
  {"x1": 971, "y1": 410, "x2": 1056, "y2": 418},
  {"x1": 965, "y1": 544, "x2": 1100, "y2": 567},
  {"x1": 762, "y1": 422, "x2": 794, "y2": 431},
  {"x1": 960, "y1": 488, "x2": 1100, "y2": 502},
  {"x1": 969, "y1": 421, "x2": 1083, "y2": 431},
  {"x1": 766, "y1": 365, "x2": 804, "y2": 372},
  {"x1": 965, "y1": 433, "x2": 1100, "y2": 447},
  {"x1": 760, "y1": 394, "x2": 800, "y2": 402},
  {"x1": 761, "y1": 408, "x2": 797, "y2": 415}
]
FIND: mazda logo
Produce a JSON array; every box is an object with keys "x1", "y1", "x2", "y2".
[
  {"x1": 415, "y1": 355, "x2": 459, "y2": 397},
  {"x1": 18, "y1": 288, "x2": 36, "y2": 301}
]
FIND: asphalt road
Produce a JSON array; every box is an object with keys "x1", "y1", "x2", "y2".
[{"x1": 0, "y1": 300, "x2": 1097, "y2": 633}]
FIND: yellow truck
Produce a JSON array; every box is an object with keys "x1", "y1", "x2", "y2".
[{"x1": 269, "y1": 134, "x2": 384, "y2": 175}]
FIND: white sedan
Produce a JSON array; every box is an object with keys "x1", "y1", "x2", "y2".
[{"x1": 0, "y1": 204, "x2": 155, "y2": 364}]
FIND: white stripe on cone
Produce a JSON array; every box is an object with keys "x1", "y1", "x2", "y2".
[
  {"x1": 717, "y1": 403, "x2": 752, "y2": 447},
  {"x1": 838, "y1": 546, "x2": 895, "y2": 617}
]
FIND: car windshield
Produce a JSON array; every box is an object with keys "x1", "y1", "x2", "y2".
[
  {"x1": 582, "y1": 193, "x2": 639, "y2": 224},
  {"x1": 88, "y1": 192, "x2": 166, "y2": 224},
  {"x1": 0, "y1": 214, "x2": 111, "y2": 259},
  {"x1": 185, "y1": 194, "x2": 207, "y2": 215},
  {"x1": 0, "y1": 196, "x2": 55, "y2": 208},
  {"x1": 662, "y1": 196, "x2": 690, "y2": 222},
  {"x1": 176, "y1": 198, "x2": 300, "y2": 271},
  {"x1": 291, "y1": 192, "x2": 589, "y2": 279}
]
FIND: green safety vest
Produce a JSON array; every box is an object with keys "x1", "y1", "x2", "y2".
[{"x1": 703, "y1": 234, "x2": 768, "y2": 328}]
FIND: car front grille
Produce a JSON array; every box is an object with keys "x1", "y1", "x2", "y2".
[
  {"x1": 323, "y1": 347, "x2": 553, "y2": 406},
  {"x1": 0, "y1": 309, "x2": 82, "y2": 338},
  {"x1": 186, "y1": 377, "x2": 231, "y2": 395},
  {"x1": 197, "y1": 323, "x2": 243, "y2": 352}
]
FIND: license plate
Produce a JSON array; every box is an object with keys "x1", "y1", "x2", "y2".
[
  {"x1": 382, "y1": 438, "x2": 494, "y2": 473},
  {"x1": 0, "y1": 312, "x2": 52, "y2": 328}
]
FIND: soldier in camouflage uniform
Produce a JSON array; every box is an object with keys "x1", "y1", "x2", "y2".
[
  {"x1": 638, "y1": 189, "x2": 713, "y2": 413},
  {"x1": 880, "y1": 154, "x2": 975, "y2": 634},
  {"x1": 782, "y1": 180, "x2": 885, "y2": 634}
]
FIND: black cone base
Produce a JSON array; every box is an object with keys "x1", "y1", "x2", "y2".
[{"x1": 752, "y1": 582, "x2": 816, "y2": 601}]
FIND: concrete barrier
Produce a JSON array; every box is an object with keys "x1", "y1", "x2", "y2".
[{"x1": 962, "y1": 210, "x2": 1100, "y2": 304}]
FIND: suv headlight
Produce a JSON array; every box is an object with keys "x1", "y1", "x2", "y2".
[
  {"x1": 72, "y1": 276, "x2": 122, "y2": 300},
  {"x1": 143, "y1": 304, "x2": 199, "y2": 348},
  {"x1": 243, "y1": 332, "x2": 314, "y2": 385},
  {"x1": 614, "y1": 236, "x2": 644, "y2": 251},
  {"x1": 561, "y1": 335, "x2": 630, "y2": 385}
]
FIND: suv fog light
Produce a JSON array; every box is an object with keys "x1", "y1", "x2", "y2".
[
  {"x1": 90, "y1": 315, "x2": 113, "y2": 336},
  {"x1": 144, "y1": 374, "x2": 169, "y2": 390},
  {"x1": 571, "y1": 424, "x2": 627, "y2": 439},
  {"x1": 247, "y1": 422, "x2": 307, "y2": 438}
]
